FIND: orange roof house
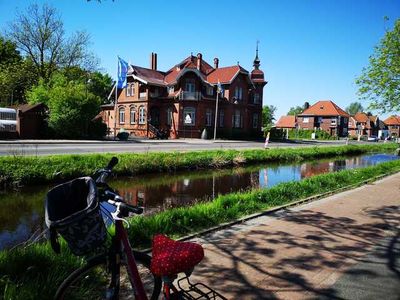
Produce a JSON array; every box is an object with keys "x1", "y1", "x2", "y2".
[
  {"x1": 275, "y1": 115, "x2": 297, "y2": 129},
  {"x1": 297, "y1": 100, "x2": 349, "y2": 137},
  {"x1": 384, "y1": 115, "x2": 400, "y2": 137}
]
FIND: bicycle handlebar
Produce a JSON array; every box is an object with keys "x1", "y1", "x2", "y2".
[{"x1": 95, "y1": 157, "x2": 144, "y2": 217}]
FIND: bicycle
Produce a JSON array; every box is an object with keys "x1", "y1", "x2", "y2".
[{"x1": 45, "y1": 157, "x2": 226, "y2": 300}]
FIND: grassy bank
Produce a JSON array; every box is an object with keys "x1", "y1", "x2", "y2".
[
  {"x1": 1, "y1": 158, "x2": 400, "y2": 299},
  {"x1": 0, "y1": 143, "x2": 397, "y2": 188}
]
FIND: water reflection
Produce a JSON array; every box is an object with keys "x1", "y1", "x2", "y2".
[{"x1": 0, "y1": 153, "x2": 398, "y2": 250}]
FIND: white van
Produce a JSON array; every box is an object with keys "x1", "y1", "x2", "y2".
[{"x1": 0, "y1": 108, "x2": 17, "y2": 132}]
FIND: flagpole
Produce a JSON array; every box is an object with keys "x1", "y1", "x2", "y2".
[
  {"x1": 213, "y1": 84, "x2": 220, "y2": 141},
  {"x1": 114, "y1": 58, "x2": 118, "y2": 140}
]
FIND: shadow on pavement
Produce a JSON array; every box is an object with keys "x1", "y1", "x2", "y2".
[{"x1": 194, "y1": 205, "x2": 400, "y2": 299}]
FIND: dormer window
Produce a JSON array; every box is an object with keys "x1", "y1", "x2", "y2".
[
  {"x1": 234, "y1": 86, "x2": 243, "y2": 100},
  {"x1": 206, "y1": 86, "x2": 213, "y2": 96},
  {"x1": 168, "y1": 86, "x2": 174, "y2": 94},
  {"x1": 126, "y1": 83, "x2": 135, "y2": 97},
  {"x1": 185, "y1": 79, "x2": 195, "y2": 92}
]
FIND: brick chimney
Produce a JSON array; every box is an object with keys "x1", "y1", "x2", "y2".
[
  {"x1": 214, "y1": 57, "x2": 219, "y2": 69},
  {"x1": 150, "y1": 52, "x2": 157, "y2": 70},
  {"x1": 196, "y1": 53, "x2": 202, "y2": 70}
]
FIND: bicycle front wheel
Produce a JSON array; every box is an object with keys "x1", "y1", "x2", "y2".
[{"x1": 55, "y1": 252, "x2": 162, "y2": 300}]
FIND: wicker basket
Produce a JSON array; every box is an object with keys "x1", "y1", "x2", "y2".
[{"x1": 45, "y1": 177, "x2": 106, "y2": 256}]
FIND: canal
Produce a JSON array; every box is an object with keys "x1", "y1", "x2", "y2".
[{"x1": 0, "y1": 153, "x2": 398, "y2": 250}]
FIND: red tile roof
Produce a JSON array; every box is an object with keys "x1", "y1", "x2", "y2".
[
  {"x1": 275, "y1": 115, "x2": 296, "y2": 128},
  {"x1": 384, "y1": 115, "x2": 400, "y2": 125},
  {"x1": 299, "y1": 100, "x2": 349, "y2": 117},
  {"x1": 353, "y1": 112, "x2": 369, "y2": 123},
  {"x1": 206, "y1": 66, "x2": 241, "y2": 84},
  {"x1": 128, "y1": 54, "x2": 255, "y2": 86}
]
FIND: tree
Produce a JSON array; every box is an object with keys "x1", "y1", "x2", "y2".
[
  {"x1": 356, "y1": 19, "x2": 400, "y2": 112},
  {"x1": 346, "y1": 102, "x2": 364, "y2": 115},
  {"x1": 262, "y1": 105, "x2": 277, "y2": 130},
  {"x1": 27, "y1": 73, "x2": 102, "y2": 138},
  {"x1": 6, "y1": 3, "x2": 95, "y2": 82},
  {"x1": 287, "y1": 106, "x2": 303, "y2": 116},
  {"x1": 0, "y1": 36, "x2": 37, "y2": 106}
]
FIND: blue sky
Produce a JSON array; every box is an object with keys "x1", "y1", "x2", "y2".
[{"x1": 0, "y1": 0, "x2": 399, "y2": 119}]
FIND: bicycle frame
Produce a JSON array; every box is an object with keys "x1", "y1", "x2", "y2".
[{"x1": 115, "y1": 219, "x2": 148, "y2": 300}]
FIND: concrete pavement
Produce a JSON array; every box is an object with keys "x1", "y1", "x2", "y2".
[{"x1": 190, "y1": 172, "x2": 400, "y2": 299}]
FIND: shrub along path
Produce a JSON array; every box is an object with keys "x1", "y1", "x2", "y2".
[{"x1": 190, "y1": 172, "x2": 400, "y2": 299}]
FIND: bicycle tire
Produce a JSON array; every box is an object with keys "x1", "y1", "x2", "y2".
[{"x1": 55, "y1": 251, "x2": 162, "y2": 300}]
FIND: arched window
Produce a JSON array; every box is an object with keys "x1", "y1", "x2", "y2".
[
  {"x1": 139, "y1": 106, "x2": 146, "y2": 124},
  {"x1": 130, "y1": 106, "x2": 137, "y2": 124},
  {"x1": 119, "y1": 107, "x2": 125, "y2": 124}
]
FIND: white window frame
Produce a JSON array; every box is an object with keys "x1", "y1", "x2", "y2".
[
  {"x1": 167, "y1": 108, "x2": 172, "y2": 126},
  {"x1": 139, "y1": 106, "x2": 146, "y2": 124},
  {"x1": 219, "y1": 109, "x2": 224, "y2": 127},
  {"x1": 252, "y1": 113, "x2": 259, "y2": 129},
  {"x1": 119, "y1": 107, "x2": 125, "y2": 124},
  {"x1": 130, "y1": 106, "x2": 137, "y2": 124},
  {"x1": 183, "y1": 107, "x2": 196, "y2": 126},
  {"x1": 233, "y1": 109, "x2": 242, "y2": 128},
  {"x1": 205, "y1": 109, "x2": 212, "y2": 126},
  {"x1": 303, "y1": 117, "x2": 309, "y2": 123},
  {"x1": 234, "y1": 86, "x2": 243, "y2": 100},
  {"x1": 185, "y1": 79, "x2": 195, "y2": 93}
]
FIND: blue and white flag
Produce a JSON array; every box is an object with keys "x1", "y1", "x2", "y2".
[{"x1": 117, "y1": 56, "x2": 129, "y2": 89}]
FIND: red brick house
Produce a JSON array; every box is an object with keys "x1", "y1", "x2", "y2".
[
  {"x1": 101, "y1": 50, "x2": 267, "y2": 139},
  {"x1": 348, "y1": 112, "x2": 382, "y2": 138},
  {"x1": 297, "y1": 100, "x2": 349, "y2": 137},
  {"x1": 384, "y1": 115, "x2": 400, "y2": 138}
]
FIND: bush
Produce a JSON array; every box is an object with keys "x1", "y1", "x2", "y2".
[
  {"x1": 288, "y1": 129, "x2": 336, "y2": 140},
  {"x1": 88, "y1": 119, "x2": 107, "y2": 139},
  {"x1": 117, "y1": 131, "x2": 129, "y2": 140}
]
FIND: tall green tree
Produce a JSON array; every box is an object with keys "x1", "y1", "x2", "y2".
[
  {"x1": 356, "y1": 18, "x2": 400, "y2": 112},
  {"x1": 0, "y1": 36, "x2": 37, "y2": 106},
  {"x1": 345, "y1": 102, "x2": 364, "y2": 115},
  {"x1": 262, "y1": 105, "x2": 277, "y2": 130},
  {"x1": 6, "y1": 3, "x2": 96, "y2": 82},
  {"x1": 27, "y1": 73, "x2": 102, "y2": 138},
  {"x1": 287, "y1": 106, "x2": 303, "y2": 116}
]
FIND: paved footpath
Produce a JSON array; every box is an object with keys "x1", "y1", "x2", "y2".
[{"x1": 190, "y1": 173, "x2": 400, "y2": 299}]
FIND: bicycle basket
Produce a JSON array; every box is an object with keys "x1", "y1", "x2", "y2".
[{"x1": 45, "y1": 177, "x2": 107, "y2": 256}]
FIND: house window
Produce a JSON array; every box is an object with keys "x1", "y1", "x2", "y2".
[
  {"x1": 331, "y1": 118, "x2": 337, "y2": 125},
  {"x1": 344, "y1": 118, "x2": 348, "y2": 124},
  {"x1": 234, "y1": 86, "x2": 243, "y2": 100},
  {"x1": 126, "y1": 84, "x2": 134, "y2": 97},
  {"x1": 303, "y1": 117, "x2": 309, "y2": 123},
  {"x1": 252, "y1": 113, "x2": 259, "y2": 128},
  {"x1": 185, "y1": 79, "x2": 195, "y2": 92},
  {"x1": 168, "y1": 86, "x2": 174, "y2": 94},
  {"x1": 232, "y1": 109, "x2": 242, "y2": 128},
  {"x1": 167, "y1": 108, "x2": 173, "y2": 126},
  {"x1": 206, "y1": 86, "x2": 213, "y2": 96},
  {"x1": 183, "y1": 107, "x2": 196, "y2": 126},
  {"x1": 317, "y1": 117, "x2": 323, "y2": 123},
  {"x1": 130, "y1": 106, "x2": 136, "y2": 124},
  {"x1": 219, "y1": 109, "x2": 224, "y2": 127},
  {"x1": 119, "y1": 107, "x2": 125, "y2": 124},
  {"x1": 205, "y1": 109, "x2": 213, "y2": 126},
  {"x1": 139, "y1": 106, "x2": 146, "y2": 124},
  {"x1": 254, "y1": 93, "x2": 260, "y2": 104}
]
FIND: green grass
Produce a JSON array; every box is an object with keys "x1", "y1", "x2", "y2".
[
  {"x1": 1, "y1": 158, "x2": 400, "y2": 299},
  {"x1": 0, "y1": 143, "x2": 397, "y2": 189}
]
